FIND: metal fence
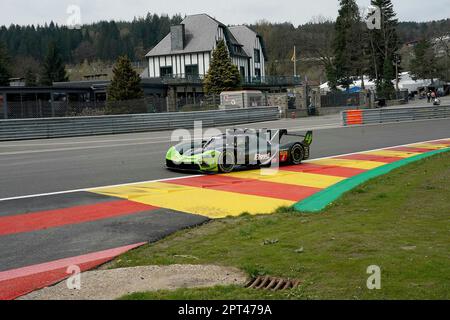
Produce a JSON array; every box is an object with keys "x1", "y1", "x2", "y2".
[
  {"x1": 342, "y1": 105, "x2": 450, "y2": 126},
  {"x1": 3, "y1": 96, "x2": 171, "y2": 119},
  {"x1": 0, "y1": 107, "x2": 280, "y2": 141},
  {"x1": 321, "y1": 92, "x2": 360, "y2": 108},
  {"x1": 176, "y1": 94, "x2": 221, "y2": 112},
  {"x1": 2, "y1": 92, "x2": 294, "y2": 119},
  {"x1": 160, "y1": 74, "x2": 302, "y2": 87}
]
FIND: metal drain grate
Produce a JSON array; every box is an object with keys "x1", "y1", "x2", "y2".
[{"x1": 245, "y1": 276, "x2": 301, "y2": 290}]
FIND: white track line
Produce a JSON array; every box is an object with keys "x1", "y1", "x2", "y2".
[
  {"x1": 0, "y1": 137, "x2": 448, "y2": 202},
  {"x1": 0, "y1": 174, "x2": 202, "y2": 202}
]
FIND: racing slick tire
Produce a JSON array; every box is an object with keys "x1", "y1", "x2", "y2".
[
  {"x1": 218, "y1": 150, "x2": 236, "y2": 173},
  {"x1": 289, "y1": 143, "x2": 304, "y2": 165}
]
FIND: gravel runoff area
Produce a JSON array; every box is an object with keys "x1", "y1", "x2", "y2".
[{"x1": 20, "y1": 265, "x2": 248, "y2": 300}]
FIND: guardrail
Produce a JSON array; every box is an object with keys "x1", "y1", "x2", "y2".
[
  {"x1": 342, "y1": 106, "x2": 450, "y2": 126},
  {"x1": 0, "y1": 107, "x2": 280, "y2": 141}
]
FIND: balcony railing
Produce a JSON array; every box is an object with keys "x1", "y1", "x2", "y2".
[
  {"x1": 159, "y1": 74, "x2": 302, "y2": 87},
  {"x1": 161, "y1": 74, "x2": 205, "y2": 85},
  {"x1": 241, "y1": 76, "x2": 302, "y2": 87}
]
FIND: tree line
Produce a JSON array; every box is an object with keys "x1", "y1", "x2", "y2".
[
  {"x1": 0, "y1": 10, "x2": 449, "y2": 89},
  {"x1": 0, "y1": 13, "x2": 182, "y2": 85},
  {"x1": 0, "y1": 14, "x2": 182, "y2": 63},
  {"x1": 256, "y1": 0, "x2": 449, "y2": 99}
]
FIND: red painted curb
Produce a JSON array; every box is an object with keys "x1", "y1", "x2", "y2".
[
  {"x1": 281, "y1": 163, "x2": 366, "y2": 178},
  {"x1": 0, "y1": 242, "x2": 146, "y2": 300},
  {"x1": 167, "y1": 174, "x2": 322, "y2": 202},
  {"x1": 386, "y1": 146, "x2": 433, "y2": 153},
  {"x1": 0, "y1": 200, "x2": 157, "y2": 236},
  {"x1": 335, "y1": 154, "x2": 403, "y2": 163}
]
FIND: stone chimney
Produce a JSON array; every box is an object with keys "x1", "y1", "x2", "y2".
[{"x1": 170, "y1": 25, "x2": 185, "y2": 51}]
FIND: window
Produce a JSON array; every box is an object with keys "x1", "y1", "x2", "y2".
[
  {"x1": 254, "y1": 49, "x2": 261, "y2": 63},
  {"x1": 234, "y1": 45, "x2": 243, "y2": 55},
  {"x1": 160, "y1": 66, "x2": 173, "y2": 77},
  {"x1": 240, "y1": 66, "x2": 245, "y2": 80},
  {"x1": 255, "y1": 68, "x2": 261, "y2": 79},
  {"x1": 185, "y1": 65, "x2": 199, "y2": 76}
]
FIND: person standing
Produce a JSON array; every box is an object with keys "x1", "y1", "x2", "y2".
[
  {"x1": 427, "y1": 91, "x2": 431, "y2": 103},
  {"x1": 431, "y1": 90, "x2": 436, "y2": 101}
]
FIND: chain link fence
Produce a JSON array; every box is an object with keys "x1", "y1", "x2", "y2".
[
  {"x1": 2, "y1": 92, "x2": 290, "y2": 119},
  {"x1": 320, "y1": 92, "x2": 361, "y2": 108},
  {"x1": 2, "y1": 94, "x2": 230, "y2": 119},
  {"x1": 3, "y1": 96, "x2": 168, "y2": 119}
]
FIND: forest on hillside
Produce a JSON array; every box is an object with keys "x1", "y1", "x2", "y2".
[{"x1": 0, "y1": 12, "x2": 449, "y2": 81}]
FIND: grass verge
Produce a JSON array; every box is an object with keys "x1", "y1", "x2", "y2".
[{"x1": 111, "y1": 152, "x2": 450, "y2": 300}]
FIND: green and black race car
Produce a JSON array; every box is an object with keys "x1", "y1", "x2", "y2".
[{"x1": 166, "y1": 129, "x2": 313, "y2": 173}]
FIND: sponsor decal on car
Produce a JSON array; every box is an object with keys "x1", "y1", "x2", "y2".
[
  {"x1": 279, "y1": 150, "x2": 289, "y2": 162},
  {"x1": 255, "y1": 153, "x2": 271, "y2": 161}
]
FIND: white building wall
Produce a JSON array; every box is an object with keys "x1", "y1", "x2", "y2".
[
  {"x1": 146, "y1": 28, "x2": 266, "y2": 79},
  {"x1": 149, "y1": 57, "x2": 155, "y2": 77},
  {"x1": 232, "y1": 56, "x2": 249, "y2": 80},
  {"x1": 148, "y1": 52, "x2": 254, "y2": 78},
  {"x1": 148, "y1": 52, "x2": 214, "y2": 77},
  {"x1": 203, "y1": 53, "x2": 211, "y2": 74},
  {"x1": 251, "y1": 37, "x2": 265, "y2": 78},
  {"x1": 155, "y1": 57, "x2": 160, "y2": 77},
  {"x1": 146, "y1": 22, "x2": 267, "y2": 80}
]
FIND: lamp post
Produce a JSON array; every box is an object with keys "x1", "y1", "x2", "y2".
[
  {"x1": 291, "y1": 46, "x2": 298, "y2": 77},
  {"x1": 393, "y1": 53, "x2": 400, "y2": 98}
]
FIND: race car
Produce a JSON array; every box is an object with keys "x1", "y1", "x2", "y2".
[{"x1": 166, "y1": 129, "x2": 313, "y2": 173}]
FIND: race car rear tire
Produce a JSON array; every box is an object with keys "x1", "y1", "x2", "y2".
[
  {"x1": 289, "y1": 143, "x2": 304, "y2": 165},
  {"x1": 218, "y1": 150, "x2": 236, "y2": 173}
]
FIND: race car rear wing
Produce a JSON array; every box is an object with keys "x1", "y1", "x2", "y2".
[
  {"x1": 228, "y1": 128, "x2": 313, "y2": 146},
  {"x1": 282, "y1": 130, "x2": 313, "y2": 146}
]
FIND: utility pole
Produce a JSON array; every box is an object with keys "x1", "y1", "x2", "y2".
[
  {"x1": 394, "y1": 53, "x2": 399, "y2": 96},
  {"x1": 292, "y1": 46, "x2": 297, "y2": 77}
]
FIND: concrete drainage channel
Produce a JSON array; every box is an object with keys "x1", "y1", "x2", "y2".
[
  {"x1": 19, "y1": 265, "x2": 248, "y2": 300},
  {"x1": 246, "y1": 276, "x2": 301, "y2": 291},
  {"x1": 19, "y1": 264, "x2": 302, "y2": 299}
]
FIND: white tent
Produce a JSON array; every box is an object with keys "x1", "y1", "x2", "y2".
[
  {"x1": 320, "y1": 72, "x2": 434, "y2": 93},
  {"x1": 320, "y1": 76, "x2": 376, "y2": 93},
  {"x1": 397, "y1": 72, "x2": 434, "y2": 92}
]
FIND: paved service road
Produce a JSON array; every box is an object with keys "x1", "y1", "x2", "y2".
[{"x1": 0, "y1": 117, "x2": 449, "y2": 199}]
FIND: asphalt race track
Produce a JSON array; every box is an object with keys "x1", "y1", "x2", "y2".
[
  {"x1": 1, "y1": 117, "x2": 449, "y2": 199},
  {"x1": 0, "y1": 117, "x2": 449, "y2": 299}
]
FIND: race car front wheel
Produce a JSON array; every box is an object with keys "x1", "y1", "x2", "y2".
[
  {"x1": 218, "y1": 150, "x2": 235, "y2": 173},
  {"x1": 289, "y1": 144, "x2": 304, "y2": 165}
]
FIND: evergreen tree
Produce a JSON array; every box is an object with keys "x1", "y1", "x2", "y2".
[
  {"x1": 106, "y1": 55, "x2": 144, "y2": 114},
  {"x1": 40, "y1": 42, "x2": 68, "y2": 85},
  {"x1": 204, "y1": 40, "x2": 241, "y2": 94},
  {"x1": 325, "y1": 63, "x2": 338, "y2": 91},
  {"x1": 332, "y1": 0, "x2": 363, "y2": 90},
  {"x1": 0, "y1": 42, "x2": 11, "y2": 86},
  {"x1": 368, "y1": 0, "x2": 399, "y2": 99},
  {"x1": 410, "y1": 39, "x2": 439, "y2": 82}
]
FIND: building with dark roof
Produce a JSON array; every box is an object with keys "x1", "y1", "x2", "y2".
[
  {"x1": 142, "y1": 14, "x2": 266, "y2": 82},
  {"x1": 0, "y1": 14, "x2": 301, "y2": 118}
]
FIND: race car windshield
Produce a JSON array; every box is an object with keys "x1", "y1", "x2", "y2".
[{"x1": 203, "y1": 136, "x2": 226, "y2": 149}]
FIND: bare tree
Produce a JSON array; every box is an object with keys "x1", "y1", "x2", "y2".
[
  {"x1": 304, "y1": 16, "x2": 336, "y2": 84},
  {"x1": 434, "y1": 34, "x2": 450, "y2": 81}
]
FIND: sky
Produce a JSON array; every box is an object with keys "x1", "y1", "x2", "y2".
[{"x1": 1, "y1": 0, "x2": 449, "y2": 27}]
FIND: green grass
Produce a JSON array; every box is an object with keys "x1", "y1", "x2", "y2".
[{"x1": 111, "y1": 152, "x2": 450, "y2": 300}]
